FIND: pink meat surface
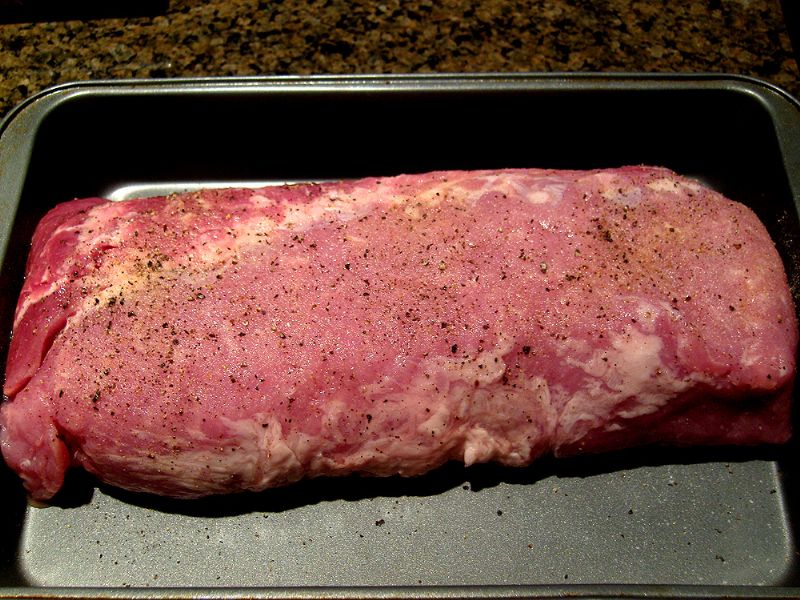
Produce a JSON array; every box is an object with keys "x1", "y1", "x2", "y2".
[{"x1": 1, "y1": 167, "x2": 796, "y2": 501}]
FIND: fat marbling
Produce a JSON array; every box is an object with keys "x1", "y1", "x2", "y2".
[{"x1": 1, "y1": 167, "x2": 796, "y2": 500}]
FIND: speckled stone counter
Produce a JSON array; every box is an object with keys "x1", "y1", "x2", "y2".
[{"x1": 0, "y1": 0, "x2": 798, "y2": 121}]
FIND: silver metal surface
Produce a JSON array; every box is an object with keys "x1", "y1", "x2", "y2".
[
  {"x1": 104, "y1": 181, "x2": 330, "y2": 200},
  {"x1": 16, "y1": 459, "x2": 792, "y2": 587},
  {"x1": 0, "y1": 73, "x2": 799, "y2": 598}
]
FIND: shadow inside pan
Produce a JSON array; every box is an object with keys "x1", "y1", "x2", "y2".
[{"x1": 47, "y1": 443, "x2": 790, "y2": 517}]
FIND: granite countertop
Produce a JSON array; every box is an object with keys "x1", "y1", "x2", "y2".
[{"x1": 0, "y1": 0, "x2": 798, "y2": 121}]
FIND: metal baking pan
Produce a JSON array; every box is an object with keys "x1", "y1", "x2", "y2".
[{"x1": 1, "y1": 73, "x2": 800, "y2": 599}]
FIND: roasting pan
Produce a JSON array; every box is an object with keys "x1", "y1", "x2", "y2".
[{"x1": 0, "y1": 73, "x2": 799, "y2": 600}]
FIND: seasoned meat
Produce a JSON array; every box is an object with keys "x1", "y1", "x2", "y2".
[{"x1": 1, "y1": 167, "x2": 796, "y2": 501}]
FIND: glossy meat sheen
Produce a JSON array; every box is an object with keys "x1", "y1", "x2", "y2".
[{"x1": 1, "y1": 167, "x2": 796, "y2": 501}]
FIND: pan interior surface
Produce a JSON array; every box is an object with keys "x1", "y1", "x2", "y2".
[{"x1": 15, "y1": 460, "x2": 793, "y2": 587}]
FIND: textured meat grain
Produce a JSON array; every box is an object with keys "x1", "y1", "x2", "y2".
[{"x1": 1, "y1": 167, "x2": 796, "y2": 500}]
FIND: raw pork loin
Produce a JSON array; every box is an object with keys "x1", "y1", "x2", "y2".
[{"x1": 1, "y1": 167, "x2": 796, "y2": 501}]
